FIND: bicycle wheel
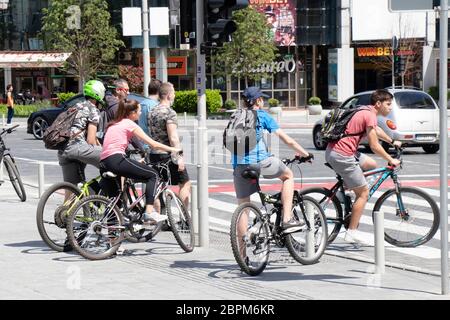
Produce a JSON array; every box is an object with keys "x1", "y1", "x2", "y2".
[
  {"x1": 230, "y1": 203, "x2": 270, "y2": 276},
  {"x1": 3, "y1": 155, "x2": 26, "y2": 202},
  {"x1": 300, "y1": 188, "x2": 343, "y2": 244},
  {"x1": 285, "y1": 196, "x2": 328, "y2": 265},
  {"x1": 66, "y1": 195, "x2": 124, "y2": 260},
  {"x1": 36, "y1": 182, "x2": 82, "y2": 252},
  {"x1": 164, "y1": 191, "x2": 194, "y2": 252},
  {"x1": 372, "y1": 187, "x2": 439, "y2": 247}
]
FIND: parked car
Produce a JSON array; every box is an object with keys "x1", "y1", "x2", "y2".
[
  {"x1": 312, "y1": 89, "x2": 440, "y2": 154},
  {"x1": 27, "y1": 92, "x2": 152, "y2": 139}
]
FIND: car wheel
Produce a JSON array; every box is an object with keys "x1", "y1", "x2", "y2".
[
  {"x1": 422, "y1": 144, "x2": 439, "y2": 154},
  {"x1": 313, "y1": 126, "x2": 327, "y2": 150},
  {"x1": 32, "y1": 117, "x2": 49, "y2": 140}
]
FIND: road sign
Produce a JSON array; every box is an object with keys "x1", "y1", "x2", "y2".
[{"x1": 389, "y1": 0, "x2": 435, "y2": 12}]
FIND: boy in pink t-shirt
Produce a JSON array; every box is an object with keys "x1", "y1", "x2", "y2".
[{"x1": 325, "y1": 89, "x2": 402, "y2": 245}]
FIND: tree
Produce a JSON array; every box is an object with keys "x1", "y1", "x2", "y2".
[
  {"x1": 40, "y1": 0, "x2": 124, "y2": 91},
  {"x1": 212, "y1": 7, "x2": 278, "y2": 87},
  {"x1": 118, "y1": 65, "x2": 144, "y2": 93}
]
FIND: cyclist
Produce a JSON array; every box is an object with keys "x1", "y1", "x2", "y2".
[
  {"x1": 100, "y1": 99, "x2": 181, "y2": 223},
  {"x1": 148, "y1": 82, "x2": 191, "y2": 210},
  {"x1": 325, "y1": 89, "x2": 402, "y2": 245},
  {"x1": 232, "y1": 86, "x2": 312, "y2": 234},
  {"x1": 57, "y1": 80, "x2": 105, "y2": 186}
]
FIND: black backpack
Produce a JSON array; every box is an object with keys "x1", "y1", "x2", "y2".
[
  {"x1": 43, "y1": 106, "x2": 84, "y2": 150},
  {"x1": 321, "y1": 106, "x2": 370, "y2": 142},
  {"x1": 223, "y1": 109, "x2": 259, "y2": 155}
]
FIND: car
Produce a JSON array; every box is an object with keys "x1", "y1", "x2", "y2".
[
  {"x1": 312, "y1": 89, "x2": 440, "y2": 154},
  {"x1": 27, "y1": 92, "x2": 152, "y2": 139}
]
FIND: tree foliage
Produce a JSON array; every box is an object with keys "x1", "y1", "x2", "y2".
[
  {"x1": 213, "y1": 7, "x2": 278, "y2": 84},
  {"x1": 40, "y1": 0, "x2": 124, "y2": 90}
]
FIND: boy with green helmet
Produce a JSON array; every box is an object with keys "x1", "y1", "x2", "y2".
[{"x1": 57, "y1": 80, "x2": 106, "y2": 185}]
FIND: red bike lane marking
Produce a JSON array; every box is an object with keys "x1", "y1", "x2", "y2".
[{"x1": 207, "y1": 179, "x2": 450, "y2": 194}]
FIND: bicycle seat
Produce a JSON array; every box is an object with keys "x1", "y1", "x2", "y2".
[
  {"x1": 102, "y1": 171, "x2": 117, "y2": 179},
  {"x1": 241, "y1": 165, "x2": 261, "y2": 180}
]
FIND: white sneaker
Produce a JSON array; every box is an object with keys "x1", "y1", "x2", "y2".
[
  {"x1": 143, "y1": 211, "x2": 168, "y2": 223},
  {"x1": 344, "y1": 229, "x2": 367, "y2": 246}
]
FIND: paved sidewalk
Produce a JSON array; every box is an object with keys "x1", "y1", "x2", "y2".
[{"x1": 0, "y1": 183, "x2": 449, "y2": 300}]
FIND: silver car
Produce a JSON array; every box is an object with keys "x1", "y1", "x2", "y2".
[{"x1": 312, "y1": 89, "x2": 440, "y2": 154}]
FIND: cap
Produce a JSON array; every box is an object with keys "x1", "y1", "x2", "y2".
[{"x1": 242, "y1": 86, "x2": 269, "y2": 102}]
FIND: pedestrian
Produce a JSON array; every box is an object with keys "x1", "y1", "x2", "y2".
[
  {"x1": 5, "y1": 84, "x2": 14, "y2": 126},
  {"x1": 139, "y1": 78, "x2": 162, "y2": 147}
]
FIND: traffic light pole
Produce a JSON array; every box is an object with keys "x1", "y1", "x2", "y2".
[
  {"x1": 196, "y1": 0, "x2": 209, "y2": 248},
  {"x1": 142, "y1": 0, "x2": 151, "y2": 97},
  {"x1": 439, "y1": 0, "x2": 449, "y2": 296}
]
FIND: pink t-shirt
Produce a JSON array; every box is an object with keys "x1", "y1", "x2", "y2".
[
  {"x1": 100, "y1": 119, "x2": 139, "y2": 160},
  {"x1": 329, "y1": 106, "x2": 378, "y2": 156}
]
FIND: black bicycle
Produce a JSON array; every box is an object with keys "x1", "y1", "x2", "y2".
[
  {"x1": 300, "y1": 147, "x2": 439, "y2": 247},
  {"x1": 0, "y1": 124, "x2": 26, "y2": 201},
  {"x1": 230, "y1": 155, "x2": 328, "y2": 276},
  {"x1": 65, "y1": 151, "x2": 193, "y2": 260}
]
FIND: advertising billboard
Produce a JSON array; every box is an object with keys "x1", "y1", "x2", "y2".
[{"x1": 249, "y1": 0, "x2": 297, "y2": 47}]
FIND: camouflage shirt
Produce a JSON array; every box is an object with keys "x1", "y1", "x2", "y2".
[
  {"x1": 148, "y1": 104, "x2": 178, "y2": 154},
  {"x1": 68, "y1": 100, "x2": 100, "y2": 145}
]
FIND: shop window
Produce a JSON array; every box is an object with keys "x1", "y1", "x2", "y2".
[
  {"x1": 274, "y1": 91, "x2": 289, "y2": 107},
  {"x1": 274, "y1": 72, "x2": 289, "y2": 89},
  {"x1": 231, "y1": 77, "x2": 239, "y2": 91}
]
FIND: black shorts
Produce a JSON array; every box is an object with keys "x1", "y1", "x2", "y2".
[{"x1": 149, "y1": 153, "x2": 190, "y2": 186}]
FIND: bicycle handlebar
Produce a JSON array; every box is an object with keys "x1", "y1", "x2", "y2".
[
  {"x1": 282, "y1": 153, "x2": 314, "y2": 165},
  {"x1": 0, "y1": 124, "x2": 20, "y2": 136}
]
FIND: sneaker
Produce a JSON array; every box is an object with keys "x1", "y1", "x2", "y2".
[
  {"x1": 143, "y1": 211, "x2": 168, "y2": 223},
  {"x1": 281, "y1": 218, "x2": 304, "y2": 234},
  {"x1": 344, "y1": 229, "x2": 367, "y2": 246}
]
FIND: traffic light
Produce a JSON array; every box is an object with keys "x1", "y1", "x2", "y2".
[
  {"x1": 205, "y1": 0, "x2": 248, "y2": 47},
  {"x1": 393, "y1": 50, "x2": 401, "y2": 76},
  {"x1": 399, "y1": 55, "x2": 406, "y2": 74}
]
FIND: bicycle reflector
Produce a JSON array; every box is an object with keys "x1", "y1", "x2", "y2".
[{"x1": 386, "y1": 120, "x2": 397, "y2": 130}]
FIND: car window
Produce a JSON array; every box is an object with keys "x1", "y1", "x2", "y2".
[
  {"x1": 356, "y1": 94, "x2": 371, "y2": 106},
  {"x1": 340, "y1": 97, "x2": 359, "y2": 110},
  {"x1": 394, "y1": 92, "x2": 436, "y2": 109},
  {"x1": 64, "y1": 96, "x2": 85, "y2": 109}
]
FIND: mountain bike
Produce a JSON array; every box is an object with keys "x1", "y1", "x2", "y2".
[
  {"x1": 36, "y1": 157, "x2": 164, "y2": 252},
  {"x1": 300, "y1": 147, "x2": 439, "y2": 247},
  {"x1": 230, "y1": 155, "x2": 328, "y2": 276},
  {"x1": 65, "y1": 151, "x2": 193, "y2": 260},
  {"x1": 0, "y1": 124, "x2": 26, "y2": 201}
]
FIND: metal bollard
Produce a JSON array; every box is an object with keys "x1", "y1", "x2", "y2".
[
  {"x1": 0, "y1": 159, "x2": 4, "y2": 182},
  {"x1": 38, "y1": 162, "x2": 45, "y2": 198},
  {"x1": 184, "y1": 112, "x2": 187, "y2": 126},
  {"x1": 305, "y1": 201, "x2": 315, "y2": 258},
  {"x1": 374, "y1": 210, "x2": 385, "y2": 274},
  {"x1": 306, "y1": 107, "x2": 310, "y2": 123},
  {"x1": 190, "y1": 185, "x2": 199, "y2": 246},
  {"x1": 2, "y1": 114, "x2": 5, "y2": 127}
]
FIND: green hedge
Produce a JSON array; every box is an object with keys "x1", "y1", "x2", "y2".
[
  {"x1": 0, "y1": 103, "x2": 51, "y2": 118},
  {"x1": 57, "y1": 92, "x2": 77, "y2": 104},
  {"x1": 173, "y1": 89, "x2": 223, "y2": 113}
]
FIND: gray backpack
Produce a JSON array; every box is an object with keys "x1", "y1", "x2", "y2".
[{"x1": 223, "y1": 109, "x2": 258, "y2": 155}]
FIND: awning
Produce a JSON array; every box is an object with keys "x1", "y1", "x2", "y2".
[{"x1": 0, "y1": 52, "x2": 71, "y2": 68}]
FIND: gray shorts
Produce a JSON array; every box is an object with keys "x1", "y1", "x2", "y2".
[
  {"x1": 233, "y1": 156, "x2": 288, "y2": 199},
  {"x1": 325, "y1": 148, "x2": 368, "y2": 189},
  {"x1": 58, "y1": 142, "x2": 102, "y2": 184}
]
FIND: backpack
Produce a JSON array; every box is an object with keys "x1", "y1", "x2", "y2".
[
  {"x1": 321, "y1": 106, "x2": 370, "y2": 142},
  {"x1": 43, "y1": 107, "x2": 84, "y2": 150},
  {"x1": 223, "y1": 109, "x2": 259, "y2": 155}
]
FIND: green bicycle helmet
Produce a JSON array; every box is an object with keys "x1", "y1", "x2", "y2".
[{"x1": 83, "y1": 80, "x2": 106, "y2": 103}]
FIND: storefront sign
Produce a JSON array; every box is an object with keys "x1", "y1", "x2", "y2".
[
  {"x1": 356, "y1": 47, "x2": 414, "y2": 57},
  {"x1": 250, "y1": 0, "x2": 297, "y2": 47},
  {"x1": 234, "y1": 58, "x2": 304, "y2": 74},
  {"x1": 149, "y1": 56, "x2": 187, "y2": 76},
  {"x1": 328, "y1": 49, "x2": 338, "y2": 101}
]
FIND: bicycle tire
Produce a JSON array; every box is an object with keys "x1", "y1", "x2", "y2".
[
  {"x1": 372, "y1": 187, "x2": 440, "y2": 247},
  {"x1": 164, "y1": 191, "x2": 194, "y2": 252},
  {"x1": 230, "y1": 202, "x2": 270, "y2": 276},
  {"x1": 3, "y1": 155, "x2": 26, "y2": 202},
  {"x1": 285, "y1": 196, "x2": 328, "y2": 265},
  {"x1": 66, "y1": 195, "x2": 124, "y2": 260},
  {"x1": 36, "y1": 182, "x2": 82, "y2": 252},
  {"x1": 299, "y1": 187, "x2": 343, "y2": 244}
]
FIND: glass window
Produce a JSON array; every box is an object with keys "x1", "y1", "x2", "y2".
[
  {"x1": 231, "y1": 77, "x2": 239, "y2": 91},
  {"x1": 260, "y1": 76, "x2": 273, "y2": 90},
  {"x1": 394, "y1": 92, "x2": 437, "y2": 109},
  {"x1": 356, "y1": 94, "x2": 371, "y2": 106},
  {"x1": 274, "y1": 91, "x2": 289, "y2": 107},
  {"x1": 340, "y1": 96, "x2": 359, "y2": 110},
  {"x1": 274, "y1": 72, "x2": 289, "y2": 89},
  {"x1": 214, "y1": 76, "x2": 226, "y2": 91}
]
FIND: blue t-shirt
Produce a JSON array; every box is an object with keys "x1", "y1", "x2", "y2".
[
  {"x1": 231, "y1": 110, "x2": 280, "y2": 168},
  {"x1": 138, "y1": 98, "x2": 159, "y2": 136}
]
